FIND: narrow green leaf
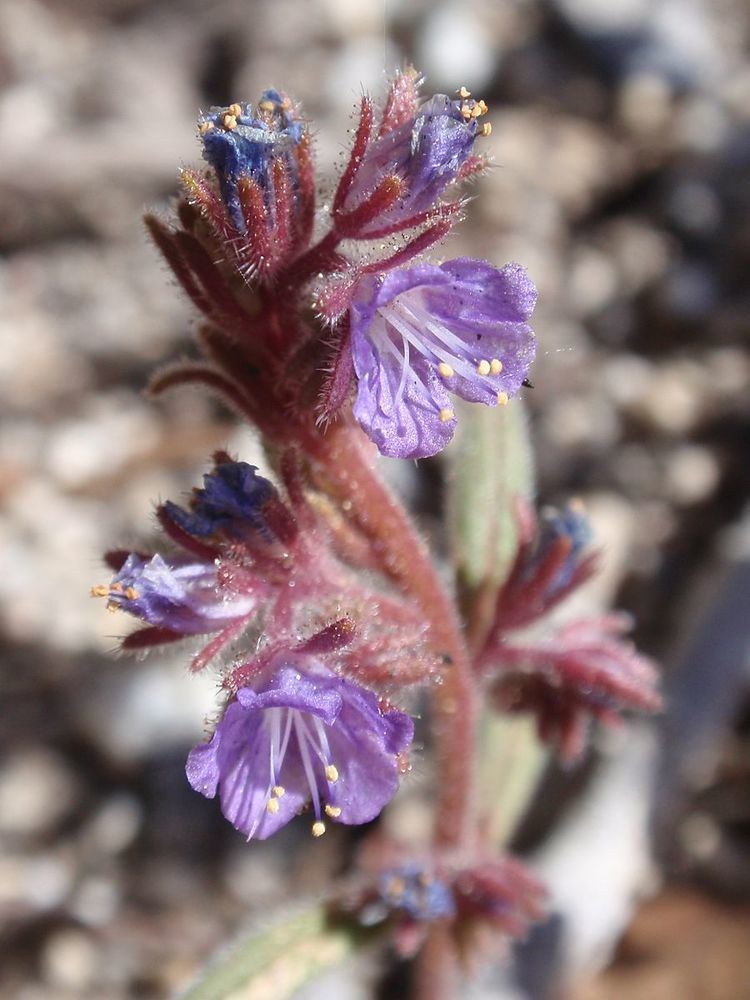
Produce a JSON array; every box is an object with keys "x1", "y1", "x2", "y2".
[
  {"x1": 179, "y1": 903, "x2": 379, "y2": 1000},
  {"x1": 447, "y1": 397, "x2": 534, "y2": 604},
  {"x1": 446, "y1": 398, "x2": 543, "y2": 847}
]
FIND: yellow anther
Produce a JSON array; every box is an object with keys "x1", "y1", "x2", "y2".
[
  {"x1": 227, "y1": 103, "x2": 242, "y2": 118},
  {"x1": 106, "y1": 601, "x2": 119, "y2": 613},
  {"x1": 477, "y1": 359, "x2": 491, "y2": 376},
  {"x1": 478, "y1": 122, "x2": 492, "y2": 138},
  {"x1": 222, "y1": 113, "x2": 238, "y2": 131},
  {"x1": 388, "y1": 876, "x2": 406, "y2": 896},
  {"x1": 439, "y1": 408, "x2": 455, "y2": 423},
  {"x1": 490, "y1": 358, "x2": 503, "y2": 375},
  {"x1": 258, "y1": 99, "x2": 276, "y2": 113},
  {"x1": 477, "y1": 100, "x2": 488, "y2": 115},
  {"x1": 272, "y1": 785, "x2": 286, "y2": 798},
  {"x1": 311, "y1": 820, "x2": 326, "y2": 837},
  {"x1": 123, "y1": 587, "x2": 139, "y2": 601},
  {"x1": 199, "y1": 121, "x2": 214, "y2": 135},
  {"x1": 457, "y1": 86, "x2": 471, "y2": 99},
  {"x1": 110, "y1": 582, "x2": 123, "y2": 593},
  {"x1": 266, "y1": 798, "x2": 280, "y2": 814},
  {"x1": 90, "y1": 585, "x2": 108, "y2": 598},
  {"x1": 460, "y1": 104, "x2": 473, "y2": 120},
  {"x1": 325, "y1": 764, "x2": 339, "y2": 783},
  {"x1": 497, "y1": 391, "x2": 509, "y2": 406},
  {"x1": 438, "y1": 362, "x2": 455, "y2": 378},
  {"x1": 470, "y1": 104, "x2": 483, "y2": 118},
  {"x1": 325, "y1": 804, "x2": 342, "y2": 818}
]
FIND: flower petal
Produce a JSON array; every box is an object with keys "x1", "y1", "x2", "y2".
[{"x1": 325, "y1": 680, "x2": 414, "y2": 825}]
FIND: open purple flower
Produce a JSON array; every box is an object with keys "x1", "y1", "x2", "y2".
[
  {"x1": 341, "y1": 94, "x2": 484, "y2": 236},
  {"x1": 106, "y1": 553, "x2": 255, "y2": 635},
  {"x1": 350, "y1": 259, "x2": 537, "y2": 459},
  {"x1": 186, "y1": 654, "x2": 414, "y2": 840}
]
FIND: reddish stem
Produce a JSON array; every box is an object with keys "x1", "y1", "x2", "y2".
[{"x1": 311, "y1": 423, "x2": 478, "y2": 850}]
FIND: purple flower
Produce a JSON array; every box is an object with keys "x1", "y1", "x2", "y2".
[
  {"x1": 342, "y1": 95, "x2": 483, "y2": 236},
  {"x1": 379, "y1": 865, "x2": 456, "y2": 921},
  {"x1": 350, "y1": 259, "x2": 537, "y2": 459},
  {"x1": 533, "y1": 502, "x2": 593, "y2": 595},
  {"x1": 163, "y1": 461, "x2": 277, "y2": 542},
  {"x1": 106, "y1": 553, "x2": 255, "y2": 635},
  {"x1": 186, "y1": 655, "x2": 414, "y2": 840},
  {"x1": 199, "y1": 90, "x2": 304, "y2": 232}
]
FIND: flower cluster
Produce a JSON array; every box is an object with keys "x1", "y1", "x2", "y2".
[
  {"x1": 94, "y1": 455, "x2": 422, "y2": 839},
  {"x1": 147, "y1": 68, "x2": 536, "y2": 459},
  {"x1": 478, "y1": 500, "x2": 662, "y2": 761},
  {"x1": 94, "y1": 67, "x2": 663, "y2": 988},
  {"x1": 335, "y1": 854, "x2": 545, "y2": 962}
]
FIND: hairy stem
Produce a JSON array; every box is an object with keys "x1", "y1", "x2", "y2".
[{"x1": 311, "y1": 423, "x2": 478, "y2": 851}]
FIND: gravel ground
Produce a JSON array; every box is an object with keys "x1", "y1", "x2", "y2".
[{"x1": 1, "y1": 1, "x2": 749, "y2": 997}]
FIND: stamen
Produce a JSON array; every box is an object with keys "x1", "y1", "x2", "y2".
[
  {"x1": 222, "y1": 113, "x2": 238, "y2": 131},
  {"x1": 477, "y1": 360, "x2": 491, "y2": 376},
  {"x1": 199, "y1": 121, "x2": 214, "y2": 135},
  {"x1": 478, "y1": 122, "x2": 492, "y2": 138},
  {"x1": 460, "y1": 104, "x2": 473, "y2": 120},
  {"x1": 123, "y1": 587, "x2": 139, "y2": 600},
  {"x1": 439, "y1": 408, "x2": 455, "y2": 423},
  {"x1": 311, "y1": 716, "x2": 334, "y2": 769},
  {"x1": 272, "y1": 785, "x2": 286, "y2": 797},
  {"x1": 476, "y1": 99, "x2": 489, "y2": 115},
  {"x1": 457, "y1": 86, "x2": 471, "y2": 99},
  {"x1": 438, "y1": 362, "x2": 454, "y2": 378},
  {"x1": 325, "y1": 764, "x2": 339, "y2": 782},
  {"x1": 325, "y1": 804, "x2": 342, "y2": 818},
  {"x1": 90, "y1": 585, "x2": 108, "y2": 598},
  {"x1": 110, "y1": 582, "x2": 123, "y2": 593},
  {"x1": 311, "y1": 821, "x2": 326, "y2": 837},
  {"x1": 227, "y1": 103, "x2": 242, "y2": 118},
  {"x1": 490, "y1": 358, "x2": 503, "y2": 374},
  {"x1": 258, "y1": 99, "x2": 276, "y2": 113},
  {"x1": 266, "y1": 798, "x2": 279, "y2": 814},
  {"x1": 387, "y1": 306, "x2": 477, "y2": 383},
  {"x1": 294, "y1": 715, "x2": 322, "y2": 820},
  {"x1": 497, "y1": 391, "x2": 509, "y2": 405}
]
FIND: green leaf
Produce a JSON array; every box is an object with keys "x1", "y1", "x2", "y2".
[
  {"x1": 179, "y1": 903, "x2": 380, "y2": 1000},
  {"x1": 446, "y1": 399, "x2": 544, "y2": 848},
  {"x1": 447, "y1": 397, "x2": 534, "y2": 605}
]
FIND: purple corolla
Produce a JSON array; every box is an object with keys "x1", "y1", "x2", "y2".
[
  {"x1": 199, "y1": 90, "x2": 304, "y2": 231},
  {"x1": 106, "y1": 553, "x2": 255, "y2": 635},
  {"x1": 163, "y1": 460, "x2": 277, "y2": 542},
  {"x1": 186, "y1": 654, "x2": 414, "y2": 839},
  {"x1": 349, "y1": 258, "x2": 537, "y2": 459},
  {"x1": 341, "y1": 94, "x2": 483, "y2": 236}
]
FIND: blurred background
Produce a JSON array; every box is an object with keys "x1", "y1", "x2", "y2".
[{"x1": 1, "y1": 0, "x2": 749, "y2": 997}]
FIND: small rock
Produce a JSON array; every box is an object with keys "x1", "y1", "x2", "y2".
[
  {"x1": 41, "y1": 928, "x2": 98, "y2": 993},
  {"x1": 0, "y1": 748, "x2": 79, "y2": 839}
]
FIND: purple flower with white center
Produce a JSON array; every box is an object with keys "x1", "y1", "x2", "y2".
[
  {"x1": 186, "y1": 655, "x2": 414, "y2": 840},
  {"x1": 342, "y1": 95, "x2": 482, "y2": 236},
  {"x1": 199, "y1": 90, "x2": 304, "y2": 231},
  {"x1": 163, "y1": 460, "x2": 277, "y2": 542},
  {"x1": 349, "y1": 258, "x2": 537, "y2": 459},
  {"x1": 107, "y1": 553, "x2": 255, "y2": 634}
]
